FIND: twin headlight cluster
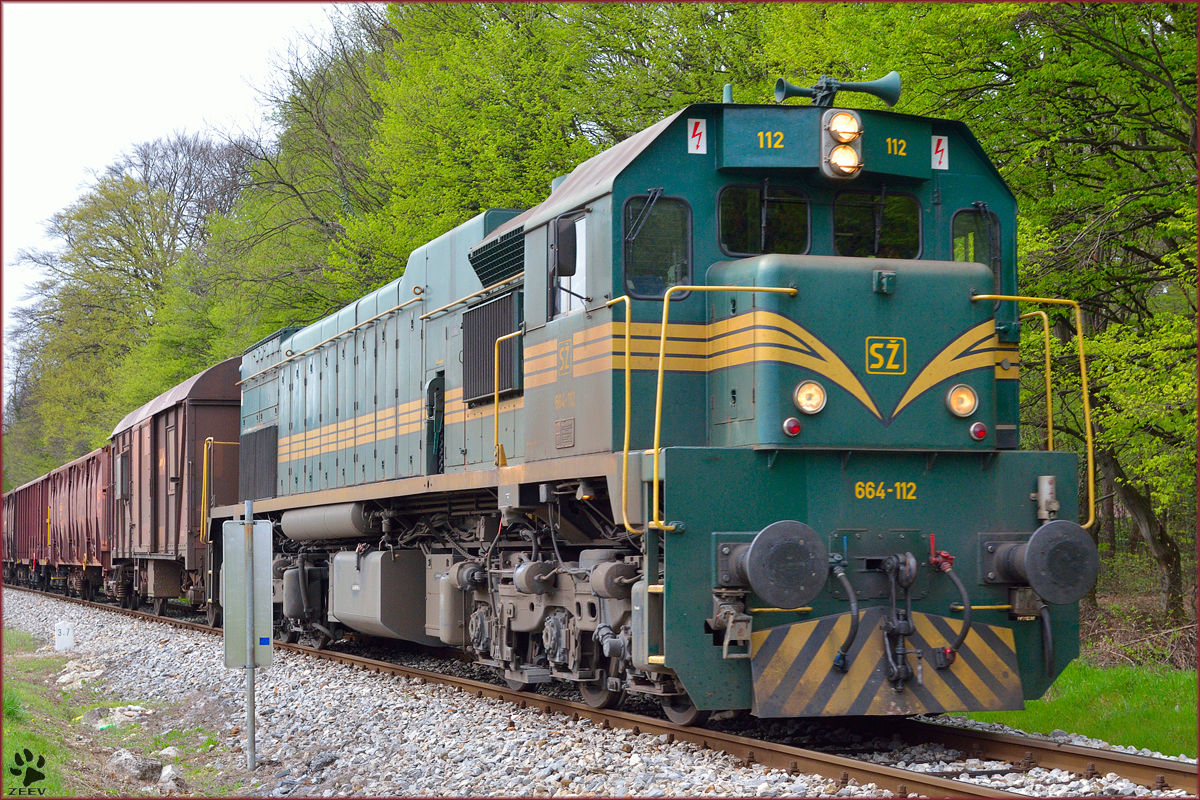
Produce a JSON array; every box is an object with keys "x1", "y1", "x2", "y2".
[
  {"x1": 821, "y1": 110, "x2": 863, "y2": 179},
  {"x1": 782, "y1": 381, "x2": 985, "y2": 440}
]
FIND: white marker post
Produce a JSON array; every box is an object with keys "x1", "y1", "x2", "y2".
[
  {"x1": 244, "y1": 499, "x2": 255, "y2": 771},
  {"x1": 222, "y1": 507, "x2": 272, "y2": 774}
]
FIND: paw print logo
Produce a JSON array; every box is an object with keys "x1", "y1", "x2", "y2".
[{"x1": 9, "y1": 749, "x2": 46, "y2": 787}]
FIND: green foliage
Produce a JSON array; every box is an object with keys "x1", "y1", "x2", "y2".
[
  {"x1": 4, "y1": 2, "x2": 1194, "y2": 601},
  {"x1": 761, "y1": 2, "x2": 1197, "y2": 611},
  {"x1": 961, "y1": 661, "x2": 1197, "y2": 758}
]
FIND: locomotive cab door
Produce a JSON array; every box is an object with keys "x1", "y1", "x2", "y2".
[{"x1": 425, "y1": 373, "x2": 445, "y2": 475}]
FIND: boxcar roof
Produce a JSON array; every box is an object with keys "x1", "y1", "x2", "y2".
[
  {"x1": 109, "y1": 357, "x2": 242, "y2": 438},
  {"x1": 5, "y1": 445, "x2": 108, "y2": 496}
]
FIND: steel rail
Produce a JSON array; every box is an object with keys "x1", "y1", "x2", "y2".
[
  {"x1": 10, "y1": 586, "x2": 1191, "y2": 796},
  {"x1": 895, "y1": 719, "x2": 1196, "y2": 795}
]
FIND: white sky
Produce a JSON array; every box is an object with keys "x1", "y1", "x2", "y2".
[{"x1": 2, "y1": 2, "x2": 335, "y2": 351}]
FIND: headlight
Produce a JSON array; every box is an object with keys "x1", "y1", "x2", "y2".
[
  {"x1": 828, "y1": 112, "x2": 862, "y2": 143},
  {"x1": 828, "y1": 145, "x2": 862, "y2": 175},
  {"x1": 946, "y1": 384, "x2": 978, "y2": 417},
  {"x1": 793, "y1": 380, "x2": 827, "y2": 414}
]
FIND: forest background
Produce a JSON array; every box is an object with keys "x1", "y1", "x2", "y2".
[{"x1": 2, "y1": 4, "x2": 1195, "y2": 656}]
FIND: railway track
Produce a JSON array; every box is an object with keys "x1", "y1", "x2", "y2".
[{"x1": 8, "y1": 585, "x2": 1195, "y2": 798}]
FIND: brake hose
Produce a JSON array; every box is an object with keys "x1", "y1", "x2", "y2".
[
  {"x1": 1038, "y1": 603, "x2": 1054, "y2": 678},
  {"x1": 945, "y1": 566, "x2": 972, "y2": 655},
  {"x1": 930, "y1": 542, "x2": 970, "y2": 668},
  {"x1": 832, "y1": 565, "x2": 859, "y2": 672}
]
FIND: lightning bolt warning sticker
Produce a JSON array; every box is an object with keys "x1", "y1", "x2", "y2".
[
  {"x1": 931, "y1": 135, "x2": 948, "y2": 170},
  {"x1": 687, "y1": 119, "x2": 707, "y2": 154}
]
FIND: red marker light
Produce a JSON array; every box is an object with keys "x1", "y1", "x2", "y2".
[
  {"x1": 969, "y1": 422, "x2": 987, "y2": 441},
  {"x1": 782, "y1": 417, "x2": 802, "y2": 437}
]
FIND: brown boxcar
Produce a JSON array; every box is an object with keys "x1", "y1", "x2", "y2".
[
  {"x1": 3, "y1": 474, "x2": 51, "y2": 587},
  {"x1": 2, "y1": 446, "x2": 109, "y2": 595},
  {"x1": 107, "y1": 357, "x2": 241, "y2": 613},
  {"x1": 47, "y1": 447, "x2": 111, "y2": 597}
]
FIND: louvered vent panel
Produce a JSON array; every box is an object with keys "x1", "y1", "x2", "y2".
[
  {"x1": 239, "y1": 425, "x2": 278, "y2": 501},
  {"x1": 463, "y1": 291, "x2": 523, "y2": 404},
  {"x1": 468, "y1": 227, "x2": 525, "y2": 287}
]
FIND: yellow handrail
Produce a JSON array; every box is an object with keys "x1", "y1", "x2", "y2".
[
  {"x1": 750, "y1": 606, "x2": 813, "y2": 613},
  {"x1": 237, "y1": 295, "x2": 425, "y2": 387},
  {"x1": 493, "y1": 328, "x2": 524, "y2": 467},
  {"x1": 1020, "y1": 310, "x2": 1054, "y2": 451},
  {"x1": 650, "y1": 284, "x2": 798, "y2": 531},
  {"x1": 605, "y1": 296, "x2": 642, "y2": 535},
  {"x1": 421, "y1": 273, "x2": 525, "y2": 321},
  {"x1": 973, "y1": 294, "x2": 1094, "y2": 529},
  {"x1": 201, "y1": 438, "x2": 240, "y2": 543}
]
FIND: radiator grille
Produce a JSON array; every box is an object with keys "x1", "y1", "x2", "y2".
[
  {"x1": 468, "y1": 227, "x2": 525, "y2": 287},
  {"x1": 239, "y1": 425, "x2": 278, "y2": 502},
  {"x1": 463, "y1": 291, "x2": 523, "y2": 404}
]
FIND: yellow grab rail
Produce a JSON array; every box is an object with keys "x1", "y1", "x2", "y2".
[
  {"x1": 493, "y1": 327, "x2": 524, "y2": 467},
  {"x1": 422, "y1": 273, "x2": 524, "y2": 321},
  {"x1": 973, "y1": 294, "x2": 1094, "y2": 529},
  {"x1": 201, "y1": 438, "x2": 240, "y2": 543},
  {"x1": 650, "y1": 284, "x2": 798, "y2": 531},
  {"x1": 237, "y1": 295, "x2": 424, "y2": 387},
  {"x1": 605, "y1": 296, "x2": 642, "y2": 534},
  {"x1": 1020, "y1": 310, "x2": 1055, "y2": 451}
]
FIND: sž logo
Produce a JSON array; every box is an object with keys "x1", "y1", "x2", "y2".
[{"x1": 6, "y1": 749, "x2": 46, "y2": 796}]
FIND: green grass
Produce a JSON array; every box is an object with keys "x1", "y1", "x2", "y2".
[
  {"x1": 1, "y1": 669, "x2": 73, "y2": 796},
  {"x1": 0, "y1": 626, "x2": 242, "y2": 797},
  {"x1": 959, "y1": 661, "x2": 1197, "y2": 758},
  {"x1": 3, "y1": 628, "x2": 41, "y2": 654}
]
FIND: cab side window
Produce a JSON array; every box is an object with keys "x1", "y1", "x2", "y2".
[
  {"x1": 719, "y1": 184, "x2": 808, "y2": 256},
  {"x1": 952, "y1": 207, "x2": 1000, "y2": 284},
  {"x1": 551, "y1": 211, "x2": 587, "y2": 316},
  {"x1": 624, "y1": 192, "x2": 691, "y2": 298},
  {"x1": 833, "y1": 192, "x2": 920, "y2": 259}
]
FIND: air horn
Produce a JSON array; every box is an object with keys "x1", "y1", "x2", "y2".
[{"x1": 774, "y1": 71, "x2": 901, "y2": 108}]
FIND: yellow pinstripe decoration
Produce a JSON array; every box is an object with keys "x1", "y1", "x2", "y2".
[
  {"x1": 891, "y1": 320, "x2": 999, "y2": 419},
  {"x1": 274, "y1": 309, "x2": 1014, "y2": 471}
]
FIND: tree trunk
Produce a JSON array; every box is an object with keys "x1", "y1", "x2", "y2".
[
  {"x1": 1105, "y1": 453, "x2": 1184, "y2": 620},
  {"x1": 1100, "y1": 466, "x2": 1117, "y2": 554}
]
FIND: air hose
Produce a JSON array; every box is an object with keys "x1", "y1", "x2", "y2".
[
  {"x1": 930, "y1": 541, "x2": 970, "y2": 669},
  {"x1": 944, "y1": 566, "x2": 972, "y2": 655},
  {"x1": 831, "y1": 563, "x2": 859, "y2": 672},
  {"x1": 1038, "y1": 603, "x2": 1054, "y2": 678}
]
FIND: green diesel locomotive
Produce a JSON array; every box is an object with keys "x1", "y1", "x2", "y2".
[{"x1": 219, "y1": 72, "x2": 1099, "y2": 724}]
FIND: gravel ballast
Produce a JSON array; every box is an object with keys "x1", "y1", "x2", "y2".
[{"x1": 4, "y1": 588, "x2": 1193, "y2": 798}]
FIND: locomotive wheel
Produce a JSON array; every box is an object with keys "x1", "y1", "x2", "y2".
[
  {"x1": 313, "y1": 631, "x2": 331, "y2": 651},
  {"x1": 504, "y1": 678, "x2": 535, "y2": 692},
  {"x1": 580, "y1": 661, "x2": 624, "y2": 709},
  {"x1": 206, "y1": 604, "x2": 223, "y2": 628},
  {"x1": 579, "y1": 678, "x2": 623, "y2": 710},
  {"x1": 274, "y1": 622, "x2": 300, "y2": 644},
  {"x1": 153, "y1": 597, "x2": 168, "y2": 617},
  {"x1": 661, "y1": 694, "x2": 710, "y2": 727}
]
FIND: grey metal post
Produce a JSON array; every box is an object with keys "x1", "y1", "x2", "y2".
[{"x1": 244, "y1": 500, "x2": 256, "y2": 771}]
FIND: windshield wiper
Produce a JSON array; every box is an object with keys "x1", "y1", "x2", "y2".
[{"x1": 625, "y1": 187, "x2": 664, "y2": 242}]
